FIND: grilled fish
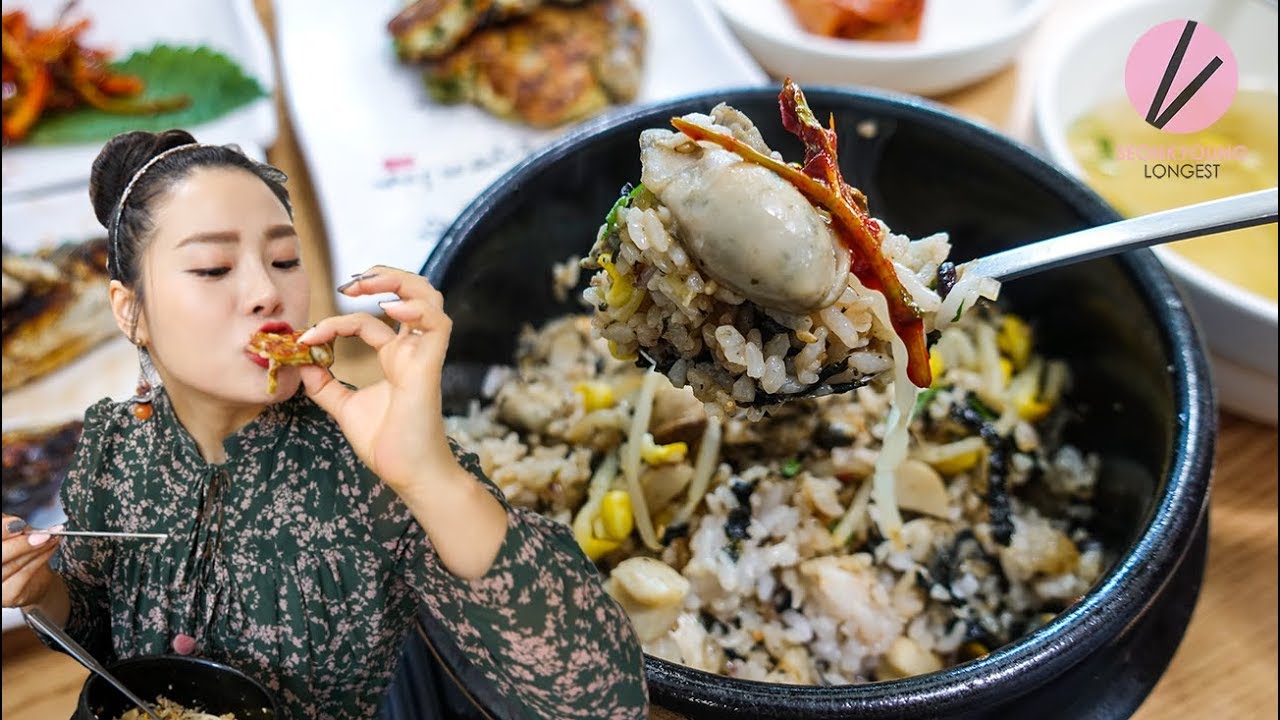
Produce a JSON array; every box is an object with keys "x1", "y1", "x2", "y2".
[{"x1": 2, "y1": 239, "x2": 116, "y2": 391}]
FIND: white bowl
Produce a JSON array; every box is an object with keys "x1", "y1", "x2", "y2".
[
  {"x1": 1034, "y1": 0, "x2": 1278, "y2": 424},
  {"x1": 711, "y1": 0, "x2": 1053, "y2": 96}
]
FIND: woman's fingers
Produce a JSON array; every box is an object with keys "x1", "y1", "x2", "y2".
[
  {"x1": 379, "y1": 300, "x2": 425, "y2": 329},
  {"x1": 2, "y1": 515, "x2": 26, "y2": 539},
  {"x1": 3, "y1": 541, "x2": 59, "y2": 605},
  {"x1": 339, "y1": 266, "x2": 444, "y2": 309},
  {"x1": 299, "y1": 312, "x2": 396, "y2": 349},
  {"x1": 2, "y1": 534, "x2": 59, "y2": 577},
  {"x1": 298, "y1": 364, "x2": 354, "y2": 419}
]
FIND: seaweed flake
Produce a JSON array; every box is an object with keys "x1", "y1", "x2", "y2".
[
  {"x1": 724, "y1": 541, "x2": 742, "y2": 563},
  {"x1": 725, "y1": 506, "x2": 752, "y2": 541},
  {"x1": 914, "y1": 568, "x2": 932, "y2": 592},
  {"x1": 661, "y1": 522, "x2": 690, "y2": 545},
  {"x1": 949, "y1": 400, "x2": 1015, "y2": 545},
  {"x1": 729, "y1": 478, "x2": 757, "y2": 507}
]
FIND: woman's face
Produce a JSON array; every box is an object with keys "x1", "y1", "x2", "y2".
[{"x1": 124, "y1": 166, "x2": 311, "y2": 405}]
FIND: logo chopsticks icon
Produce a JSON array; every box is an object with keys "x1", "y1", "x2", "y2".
[{"x1": 1125, "y1": 19, "x2": 1238, "y2": 134}]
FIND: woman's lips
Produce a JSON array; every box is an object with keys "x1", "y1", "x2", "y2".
[
  {"x1": 257, "y1": 321, "x2": 294, "y2": 334},
  {"x1": 245, "y1": 351, "x2": 269, "y2": 369}
]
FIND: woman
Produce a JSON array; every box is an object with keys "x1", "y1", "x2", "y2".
[{"x1": 0, "y1": 130, "x2": 647, "y2": 719}]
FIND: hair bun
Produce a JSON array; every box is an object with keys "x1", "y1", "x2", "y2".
[{"x1": 89, "y1": 129, "x2": 198, "y2": 228}]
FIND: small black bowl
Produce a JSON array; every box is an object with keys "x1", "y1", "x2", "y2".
[
  {"x1": 424, "y1": 87, "x2": 1215, "y2": 719},
  {"x1": 77, "y1": 655, "x2": 281, "y2": 720}
]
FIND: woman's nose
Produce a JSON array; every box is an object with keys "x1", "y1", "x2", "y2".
[{"x1": 245, "y1": 265, "x2": 284, "y2": 316}]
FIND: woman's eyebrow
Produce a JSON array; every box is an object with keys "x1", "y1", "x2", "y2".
[
  {"x1": 265, "y1": 224, "x2": 298, "y2": 241},
  {"x1": 176, "y1": 231, "x2": 239, "y2": 248}
]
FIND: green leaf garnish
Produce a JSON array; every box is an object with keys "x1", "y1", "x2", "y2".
[
  {"x1": 603, "y1": 183, "x2": 645, "y2": 237},
  {"x1": 780, "y1": 458, "x2": 802, "y2": 478},
  {"x1": 966, "y1": 394, "x2": 999, "y2": 421},
  {"x1": 913, "y1": 386, "x2": 940, "y2": 415},
  {"x1": 27, "y1": 45, "x2": 267, "y2": 146}
]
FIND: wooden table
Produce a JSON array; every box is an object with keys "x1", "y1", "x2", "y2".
[{"x1": 2, "y1": 2, "x2": 1275, "y2": 719}]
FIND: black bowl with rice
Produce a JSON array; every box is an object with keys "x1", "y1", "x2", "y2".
[
  {"x1": 423, "y1": 88, "x2": 1214, "y2": 719},
  {"x1": 77, "y1": 655, "x2": 280, "y2": 720}
]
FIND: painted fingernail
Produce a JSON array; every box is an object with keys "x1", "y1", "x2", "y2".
[
  {"x1": 379, "y1": 300, "x2": 405, "y2": 312},
  {"x1": 298, "y1": 327, "x2": 318, "y2": 343},
  {"x1": 337, "y1": 272, "x2": 379, "y2": 293},
  {"x1": 6, "y1": 518, "x2": 26, "y2": 533},
  {"x1": 27, "y1": 533, "x2": 50, "y2": 547}
]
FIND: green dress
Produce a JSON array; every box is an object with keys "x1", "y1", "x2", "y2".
[{"x1": 51, "y1": 388, "x2": 647, "y2": 719}]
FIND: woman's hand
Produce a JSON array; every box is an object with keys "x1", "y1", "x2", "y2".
[
  {"x1": 2, "y1": 515, "x2": 61, "y2": 608},
  {"x1": 297, "y1": 266, "x2": 454, "y2": 491}
]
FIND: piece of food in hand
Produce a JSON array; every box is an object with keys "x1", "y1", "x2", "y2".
[
  {"x1": 2, "y1": 238, "x2": 116, "y2": 391},
  {"x1": 246, "y1": 328, "x2": 335, "y2": 394},
  {"x1": 581, "y1": 79, "x2": 998, "y2": 414},
  {"x1": 425, "y1": 0, "x2": 645, "y2": 127},
  {"x1": 786, "y1": 0, "x2": 926, "y2": 42},
  {"x1": 2, "y1": 419, "x2": 83, "y2": 518},
  {"x1": 1, "y1": 9, "x2": 189, "y2": 144}
]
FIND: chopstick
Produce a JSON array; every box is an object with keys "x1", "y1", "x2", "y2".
[{"x1": 23, "y1": 529, "x2": 167, "y2": 541}]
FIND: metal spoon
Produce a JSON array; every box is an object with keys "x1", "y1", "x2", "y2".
[
  {"x1": 743, "y1": 186, "x2": 1278, "y2": 407},
  {"x1": 21, "y1": 607, "x2": 163, "y2": 720},
  {"x1": 962, "y1": 186, "x2": 1277, "y2": 281}
]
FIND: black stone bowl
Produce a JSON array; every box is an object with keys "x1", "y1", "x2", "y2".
[
  {"x1": 422, "y1": 87, "x2": 1215, "y2": 720},
  {"x1": 77, "y1": 655, "x2": 281, "y2": 720}
]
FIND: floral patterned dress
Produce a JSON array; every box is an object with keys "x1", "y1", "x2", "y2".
[{"x1": 48, "y1": 389, "x2": 647, "y2": 720}]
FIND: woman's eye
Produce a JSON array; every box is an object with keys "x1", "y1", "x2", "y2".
[
  {"x1": 273, "y1": 258, "x2": 302, "y2": 270},
  {"x1": 190, "y1": 267, "x2": 231, "y2": 278}
]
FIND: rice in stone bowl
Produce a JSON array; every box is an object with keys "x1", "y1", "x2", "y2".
[{"x1": 446, "y1": 304, "x2": 1103, "y2": 684}]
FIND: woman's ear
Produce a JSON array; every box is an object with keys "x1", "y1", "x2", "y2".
[{"x1": 108, "y1": 279, "x2": 147, "y2": 346}]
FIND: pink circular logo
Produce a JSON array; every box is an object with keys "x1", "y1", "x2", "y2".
[{"x1": 1124, "y1": 19, "x2": 1238, "y2": 134}]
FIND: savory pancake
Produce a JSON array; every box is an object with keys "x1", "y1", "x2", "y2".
[
  {"x1": 426, "y1": 0, "x2": 645, "y2": 127},
  {"x1": 388, "y1": 0, "x2": 587, "y2": 62}
]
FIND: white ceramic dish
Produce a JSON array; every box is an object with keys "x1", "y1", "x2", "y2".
[
  {"x1": 1034, "y1": 0, "x2": 1278, "y2": 424},
  {"x1": 273, "y1": 0, "x2": 768, "y2": 315},
  {"x1": 0, "y1": 0, "x2": 277, "y2": 199},
  {"x1": 712, "y1": 0, "x2": 1052, "y2": 96}
]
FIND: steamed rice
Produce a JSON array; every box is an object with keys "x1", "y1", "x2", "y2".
[
  {"x1": 580, "y1": 103, "x2": 999, "y2": 420},
  {"x1": 446, "y1": 303, "x2": 1104, "y2": 684}
]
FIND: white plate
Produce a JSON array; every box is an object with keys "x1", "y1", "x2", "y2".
[
  {"x1": 0, "y1": 0, "x2": 277, "y2": 199},
  {"x1": 1032, "y1": 0, "x2": 1278, "y2": 423},
  {"x1": 712, "y1": 0, "x2": 1052, "y2": 96},
  {"x1": 274, "y1": 0, "x2": 768, "y2": 314}
]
